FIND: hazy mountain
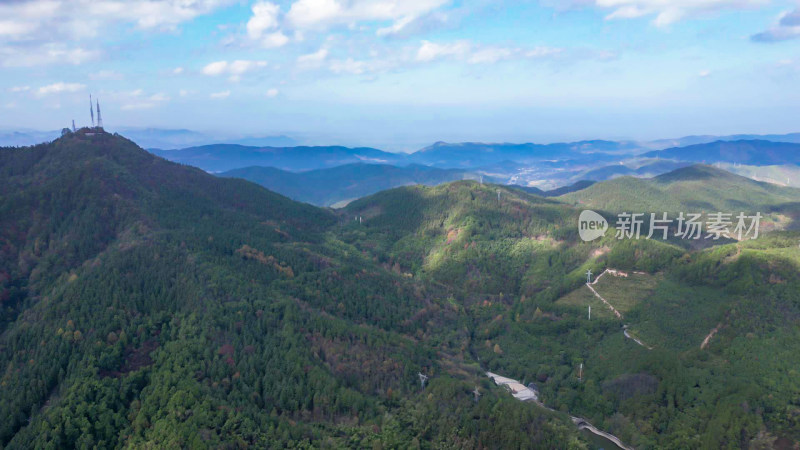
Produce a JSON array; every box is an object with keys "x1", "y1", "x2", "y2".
[
  {"x1": 0, "y1": 128, "x2": 299, "y2": 150},
  {"x1": 646, "y1": 132, "x2": 800, "y2": 150},
  {"x1": 511, "y1": 180, "x2": 596, "y2": 197},
  {"x1": 150, "y1": 143, "x2": 404, "y2": 172},
  {"x1": 408, "y1": 141, "x2": 624, "y2": 168},
  {"x1": 220, "y1": 163, "x2": 489, "y2": 207},
  {"x1": 117, "y1": 128, "x2": 299, "y2": 150},
  {"x1": 0, "y1": 129, "x2": 61, "y2": 147}
]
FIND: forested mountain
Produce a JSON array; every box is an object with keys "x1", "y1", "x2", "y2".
[
  {"x1": 3, "y1": 132, "x2": 800, "y2": 448},
  {"x1": 341, "y1": 179, "x2": 800, "y2": 448},
  {"x1": 0, "y1": 130, "x2": 583, "y2": 448},
  {"x1": 560, "y1": 164, "x2": 800, "y2": 216},
  {"x1": 220, "y1": 163, "x2": 489, "y2": 207},
  {"x1": 150, "y1": 144, "x2": 404, "y2": 172},
  {"x1": 642, "y1": 140, "x2": 800, "y2": 165}
]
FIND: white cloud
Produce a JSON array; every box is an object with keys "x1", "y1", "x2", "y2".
[
  {"x1": 526, "y1": 46, "x2": 564, "y2": 58},
  {"x1": 0, "y1": 20, "x2": 39, "y2": 38},
  {"x1": 0, "y1": 44, "x2": 98, "y2": 67},
  {"x1": 244, "y1": 1, "x2": 289, "y2": 48},
  {"x1": 285, "y1": 0, "x2": 450, "y2": 32},
  {"x1": 202, "y1": 60, "x2": 268, "y2": 81},
  {"x1": 416, "y1": 40, "x2": 469, "y2": 62},
  {"x1": 210, "y1": 90, "x2": 231, "y2": 99},
  {"x1": 9, "y1": 86, "x2": 30, "y2": 93},
  {"x1": 202, "y1": 61, "x2": 229, "y2": 76},
  {"x1": 329, "y1": 58, "x2": 370, "y2": 74},
  {"x1": 90, "y1": 70, "x2": 123, "y2": 80},
  {"x1": 586, "y1": 0, "x2": 769, "y2": 27},
  {"x1": 416, "y1": 40, "x2": 564, "y2": 65},
  {"x1": 752, "y1": 8, "x2": 800, "y2": 42},
  {"x1": 266, "y1": 88, "x2": 279, "y2": 97},
  {"x1": 698, "y1": 69, "x2": 712, "y2": 77},
  {"x1": 297, "y1": 48, "x2": 329, "y2": 68},
  {"x1": 247, "y1": 1, "x2": 281, "y2": 39},
  {"x1": 149, "y1": 93, "x2": 170, "y2": 102},
  {"x1": 0, "y1": 0, "x2": 233, "y2": 66},
  {"x1": 36, "y1": 82, "x2": 85, "y2": 96},
  {"x1": 260, "y1": 31, "x2": 289, "y2": 48},
  {"x1": 173, "y1": 67, "x2": 184, "y2": 74},
  {"x1": 106, "y1": 89, "x2": 171, "y2": 110},
  {"x1": 467, "y1": 47, "x2": 514, "y2": 65}
]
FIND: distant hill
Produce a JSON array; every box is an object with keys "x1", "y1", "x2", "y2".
[
  {"x1": 150, "y1": 144, "x2": 404, "y2": 172},
  {"x1": 642, "y1": 140, "x2": 800, "y2": 165},
  {"x1": 579, "y1": 160, "x2": 693, "y2": 181},
  {"x1": 512, "y1": 180, "x2": 596, "y2": 197},
  {"x1": 221, "y1": 163, "x2": 489, "y2": 206},
  {"x1": 0, "y1": 129, "x2": 61, "y2": 147},
  {"x1": 0, "y1": 128, "x2": 299, "y2": 150},
  {"x1": 645, "y1": 132, "x2": 800, "y2": 150},
  {"x1": 408, "y1": 141, "x2": 624, "y2": 168},
  {"x1": 560, "y1": 164, "x2": 800, "y2": 216}
]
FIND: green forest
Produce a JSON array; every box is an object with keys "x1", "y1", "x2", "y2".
[{"x1": 2, "y1": 131, "x2": 799, "y2": 448}]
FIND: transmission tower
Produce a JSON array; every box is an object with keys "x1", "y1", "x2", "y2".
[
  {"x1": 89, "y1": 94, "x2": 95, "y2": 127},
  {"x1": 72, "y1": 120, "x2": 76, "y2": 132},
  {"x1": 96, "y1": 98, "x2": 103, "y2": 129},
  {"x1": 418, "y1": 373, "x2": 428, "y2": 390}
]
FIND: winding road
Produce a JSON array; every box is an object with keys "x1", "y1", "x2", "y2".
[
  {"x1": 487, "y1": 371, "x2": 634, "y2": 450},
  {"x1": 588, "y1": 269, "x2": 652, "y2": 350}
]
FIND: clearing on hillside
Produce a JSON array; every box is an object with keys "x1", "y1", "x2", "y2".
[
  {"x1": 556, "y1": 270, "x2": 729, "y2": 351},
  {"x1": 556, "y1": 270, "x2": 660, "y2": 319}
]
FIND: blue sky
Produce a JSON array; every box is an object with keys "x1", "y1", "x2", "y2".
[{"x1": 2, "y1": 0, "x2": 800, "y2": 151}]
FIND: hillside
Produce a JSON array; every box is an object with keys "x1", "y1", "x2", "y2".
[
  {"x1": 150, "y1": 143, "x2": 404, "y2": 172},
  {"x1": 338, "y1": 179, "x2": 800, "y2": 448},
  {"x1": 5, "y1": 133, "x2": 800, "y2": 448},
  {"x1": 220, "y1": 163, "x2": 488, "y2": 207},
  {"x1": 560, "y1": 164, "x2": 800, "y2": 221},
  {"x1": 0, "y1": 131, "x2": 580, "y2": 448},
  {"x1": 643, "y1": 140, "x2": 800, "y2": 165}
]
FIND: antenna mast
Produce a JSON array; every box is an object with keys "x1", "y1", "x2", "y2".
[
  {"x1": 96, "y1": 98, "x2": 103, "y2": 129},
  {"x1": 72, "y1": 120, "x2": 76, "y2": 132},
  {"x1": 89, "y1": 94, "x2": 95, "y2": 128}
]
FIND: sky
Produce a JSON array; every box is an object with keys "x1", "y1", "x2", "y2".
[{"x1": 1, "y1": 0, "x2": 800, "y2": 151}]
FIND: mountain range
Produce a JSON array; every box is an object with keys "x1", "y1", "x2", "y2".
[
  {"x1": 3, "y1": 131, "x2": 800, "y2": 448},
  {"x1": 151, "y1": 144, "x2": 404, "y2": 172},
  {"x1": 643, "y1": 140, "x2": 800, "y2": 165},
  {"x1": 220, "y1": 163, "x2": 490, "y2": 207}
]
